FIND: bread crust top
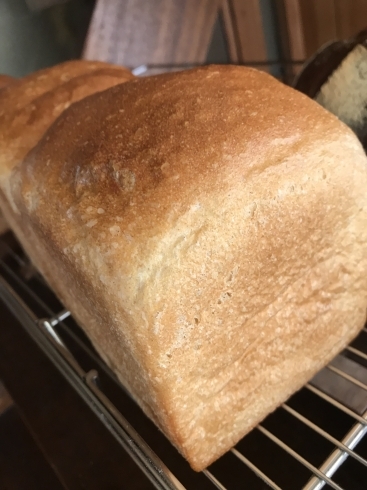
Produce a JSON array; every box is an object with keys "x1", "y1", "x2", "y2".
[
  {"x1": 0, "y1": 60, "x2": 133, "y2": 180},
  {"x1": 14, "y1": 64, "x2": 357, "y2": 240}
]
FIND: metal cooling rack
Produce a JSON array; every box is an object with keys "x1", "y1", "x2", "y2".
[{"x1": 1, "y1": 234, "x2": 367, "y2": 490}]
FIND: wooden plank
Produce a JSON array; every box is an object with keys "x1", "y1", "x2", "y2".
[
  {"x1": 314, "y1": 0, "x2": 338, "y2": 46},
  {"x1": 275, "y1": 0, "x2": 306, "y2": 80},
  {"x1": 281, "y1": 0, "x2": 306, "y2": 61},
  {"x1": 230, "y1": 0, "x2": 267, "y2": 62},
  {"x1": 83, "y1": 0, "x2": 220, "y2": 70},
  {"x1": 276, "y1": 0, "x2": 338, "y2": 82},
  {"x1": 335, "y1": 0, "x2": 367, "y2": 39},
  {"x1": 220, "y1": 0, "x2": 240, "y2": 63},
  {"x1": 299, "y1": 0, "x2": 337, "y2": 57},
  {"x1": 221, "y1": 0, "x2": 268, "y2": 70}
]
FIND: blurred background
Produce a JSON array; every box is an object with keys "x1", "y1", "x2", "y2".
[{"x1": 1, "y1": 0, "x2": 367, "y2": 84}]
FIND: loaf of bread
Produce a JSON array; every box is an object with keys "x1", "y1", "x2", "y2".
[
  {"x1": 0, "y1": 60, "x2": 133, "y2": 236},
  {"x1": 2, "y1": 64, "x2": 367, "y2": 471},
  {"x1": 294, "y1": 29, "x2": 367, "y2": 151}
]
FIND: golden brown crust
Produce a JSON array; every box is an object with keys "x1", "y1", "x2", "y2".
[
  {"x1": 0, "y1": 74, "x2": 14, "y2": 90},
  {"x1": 0, "y1": 60, "x2": 133, "y2": 179},
  {"x1": 0, "y1": 60, "x2": 133, "y2": 235},
  {"x1": 0, "y1": 60, "x2": 130, "y2": 113},
  {"x1": 6, "y1": 65, "x2": 367, "y2": 470}
]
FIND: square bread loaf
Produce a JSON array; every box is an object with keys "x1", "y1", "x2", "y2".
[
  {"x1": 2, "y1": 65, "x2": 367, "y2": 470},
  {"x1": 0, "y1": 60, "x2": 133, "y2": 236}
]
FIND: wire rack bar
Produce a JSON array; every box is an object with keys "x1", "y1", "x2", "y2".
[
  {"x1": 230, "y1": 448, "x2": 282, "y2": 490},
  {"x1": 202, "y1": 470, "x2": 228, "y2": 490},
  {"x1": 326, "y1": 364, "x2": 367, "y2": 391},
  {"x1": 304, "y1": 408, "x2": 367, "y2": 490},
  {"x1": 346, "y1": 345, "x2": 367, "y2": 363},
  {"x1": 257, "y1": 425, "x2": 344, "y2": 490},
  {"x1": 0, "y1": 275, "x2": 185, "y2": 490},
  {"x1": 0, "y1": 258, "x2": 122, "y2": 384},
  {"x1": 0, "y1": 258, "x2": 53, "y2": 314},
  {"x1": 306, "y1": 384, "x2": 367, "y2": 425},
  {"x1": 0, "y1": 238, "x2": 27, "y2": 266},
  {"x1": 43, "y1": 310, "x2": 71, "y2": 347},
  {"x1": 303, "y1": 379, "x2": 367, "y2": 490},
  {"x1": 133, "y1": 60, "x2": 306, "y2": 69},
  {"x1": 282, "y1": 404, "x2": 367, "y2": 467},
  {"x1": 49, "y1": 309, "x2": 71, "y2": 326}
]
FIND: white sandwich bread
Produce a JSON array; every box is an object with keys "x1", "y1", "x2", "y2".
[
  {"x1": 315, "y1": 43, "x2": 367, "y2": 137},
  {"x1": 1, "y1": 64, "x2": 367, "y2": 471}
]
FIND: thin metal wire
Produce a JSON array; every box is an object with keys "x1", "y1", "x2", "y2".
[
  {"x1": 282, "y1": 404, "x2": 367, "y2": 467},
  {"x1": 0, "y1": 275, "x2": 185, "y2": 490},
  {"x1": 302, "y1": 381, "x2": 367, "y2": 488},
  {"x1": 84, "y1": 371, "x2": 186, "y2": 490},
  {"x1": 326, "y1": 364, "x2": 367, "y2": 392},
  {"x1": 346, "y1": 345, "x2": 367, "y2": 363},
  {"x1": 257, "y1": 426, "x2": 344, "y2": 490},
  {"x1": 306, "y1": 384, "x2": 367, "y2": 425},
  {"x1": 0, "y1": 258, "x2": 55, "y2": 315},
  {"x1": 0, "y1": 237, "x2": 27, "y2": 267},
  {"x1": 202, "y1": 470, "x2": 228, "y2": 490},
  {"x1": 304, "y1": 408, "x2": 367, "y2": 490},
  {"x1": 230, "y1": 448, "x2": 282, "y2": 490},
  {"x1": 136, "y1": 60, "x2": 306, "y2": 69},
  {"x1": 42, "y1": 319, "x2": 68, "y2": 347},
  {"x1": 43, "y1": 311, "x2": 72, "y2": 347},
  {"x1": 49, "y1": 309, "x2": 71, "y2": 326},
  {"x1": 0, "y1": 258, "x2": 120, "y2": 382}
]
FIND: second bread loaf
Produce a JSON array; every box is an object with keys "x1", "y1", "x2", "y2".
[{"x1": 0, "y1": 60, "x2": 133, "y2": 237}]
